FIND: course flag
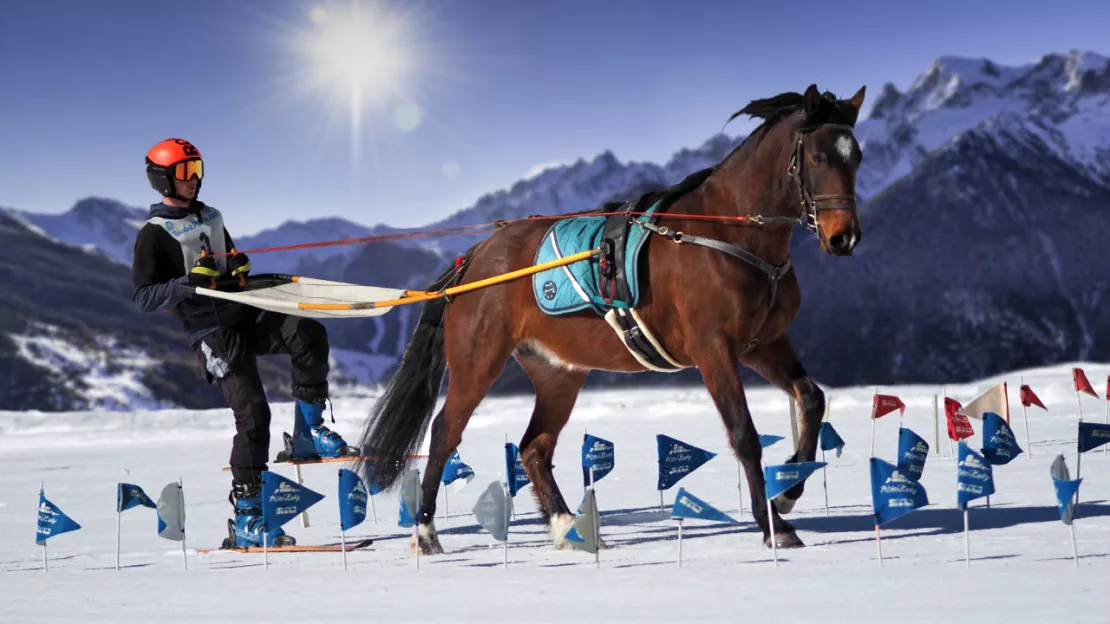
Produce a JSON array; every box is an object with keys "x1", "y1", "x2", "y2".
[
  {"x1": 670, "y1": 487, "x2": 738, "y2": 568},
  {"x1": 1077, "y1": 422, "x2": 1110, "y2": 453},
  {"x1": 336, "y1": 469, "x2": 368, "y2": 570},
  {"x1": 945, "y1": 397, "x2": 974, "y2": 442},
  {"x1": 897, "y1": 427, "x2": 929, "y2": 482},
  {"x1": 870, "y1": 458, "x2": 929, "y2": 567},
  {"x1": 870, "y1": 393, "x2": 906, "y2": 456},
  {"x1": 956, "y1": 444, "x2": 995, "y2": 567},
  {"x1": 582, "y1": 433, "x2": 615, "y2": 486},
  {"x1": 1074, "y1": 367, "x2": 1098, "y2": 398},
  {"x1": 440, "y1": 449, "x2": 474, "y2": 520},
  {"x1": 156, "y1": 481, "x2": 188, "y2": 570},
  {"x1": 504, "y1": 442, "x2": 531, "y2": 497},
  {"x1": 981, "y1": 412, "x2": 1022, "y2": 465},
  {"x1": 818, "y1": 422, "x2": 845, "y2": 458},
  {"x1": 116, "y1": 483, "x2": 155, "y2": 570},
  {"x1": 564, "y1": 488, "x2": 601, "y2": 564},
  {"x1": 763, "y1": 461, "x2": 826, "y2": 566},
  {"x1": 472, "y1": 481, "x2": 511, "y2": 567},
  {"x1": 656, "y1": 434, "x2": 716, "y2": 491},
  {"x1": 1051, "y1": 455, "x2": 1083, "y2": 567},
  {"x1": 261, "y1": 471, "x2": 325, "y2": 533},
  {"x1": 36, "y1": 488, "x2": 81, "y2": 572},
  {"x1": 962, "y1": 382, "x2": 1009, "y2": 423},
  {"x1": 1019, "y1": 384, "x2": 1046, "y2": 410}
]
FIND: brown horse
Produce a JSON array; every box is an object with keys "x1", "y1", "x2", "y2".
[{"x1": 356, "y1": 84, "x2": 866, "y2": 553}]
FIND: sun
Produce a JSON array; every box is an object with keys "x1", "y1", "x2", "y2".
[{"x1": 299, "y1": 2, "x2": 412, "y2": 109}]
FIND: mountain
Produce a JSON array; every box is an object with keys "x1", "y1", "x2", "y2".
[
  {"x1": 855, "y1": 49, "x2": 1110, "y2": 200},
  {"x1": 7, "y1": 48, "x2": 1110, "y2": 408},
  {"x1": 785, "y1": 110, "x2": 1110, "y2": 386},
  {"x1": 21, "y1": 197, "x2": 148, "y2": 266}
]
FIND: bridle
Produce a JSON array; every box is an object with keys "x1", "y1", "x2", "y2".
[{"x1": 788, "y1": 122, "x2": 860, "y2": 235}]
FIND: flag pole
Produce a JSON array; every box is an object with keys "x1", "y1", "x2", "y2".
[
  {"x1": 444, "y1": 484, "x2": 449, "y2": 521},
  {"x1": 768, "y1": 498, "x2": 778, "y2": 567},
  {"x1": 116, "y1": 494, "x2": 122, "y2": 572},
  {"x1": 341, "y1": 527, "x2": 348, "y2": 571},
  {"x1": 1070, "y1": 522, "x2": 1079, "y2": 567},
  {"x1": 1020, "y1": 376, "x2": 1033, "y2": 460},
  {"x1": 178, "y1": 479, "x2": 187, "y2": 572},
  {"x1": 869, "y1": 390, "x2": 877, "y2": 457},
  {"x1": 1076, "y1": 387, "x2": 1084, "y2": 506},
  {"x1": 821, "y1": 447, "x2": 829, "y2": 518},
  {"x1": 1103, "y1": 385, "x2": 1108, "y2": 456},
  {"x1": 677, "y1": 517, "x2": 684, "y2": 568},
  {"x1": 875, "y1": 524, "x2": 883, "y2": 567},
  {"x1": 370, "y1": 493, "x2": 378, "y2": 523},
  {"x1": 41, "y1": 481, "x2": 47, "y2": 573},
  {"x1": 295, "y1": 463, "x2": 310, "y2": 529},
  {"x1": 932, "y1": 394, "x2": 939, "y2": 455},
  {"x1": 963, "y1": 504, "x2": 970, "y2": 567}
]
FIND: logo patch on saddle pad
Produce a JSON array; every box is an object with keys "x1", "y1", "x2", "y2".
[{"x1": 542, "y1": 280, "x2": 557, "y2": 301}]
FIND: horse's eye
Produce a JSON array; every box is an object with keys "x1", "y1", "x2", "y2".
[{"x1": 813, "y1": 153, "x2": 826, "y2": 165}]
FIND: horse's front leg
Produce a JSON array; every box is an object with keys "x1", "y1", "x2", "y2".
[
  {"x1": 741, "y1": 335, "x2": 825, "y2": 514},
  {"x1": 695, "y1": 340, "x2": 804, "y2": 548}
]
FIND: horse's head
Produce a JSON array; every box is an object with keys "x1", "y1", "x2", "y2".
[{"x1": 790, "y1": 84, "x2": 866, "y2": 256}]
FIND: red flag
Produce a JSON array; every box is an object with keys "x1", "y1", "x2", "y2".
[
  {"x1": 1074, "y1": 367, "x2": 1098, "y2": 398},
  {"x1": 944, "y1": 397, "x2": 974, "y2": 441},
  {"x1": 1019, "y1": 384, "x2": 1046, "y2": 410},
  {"x1": 872, "y1": 394, "x2": 905, "y2": 419}
]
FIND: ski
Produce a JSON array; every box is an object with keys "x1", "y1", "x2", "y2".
[
  {"x1": 220, "y1": 455, "x2": 427, "y2": 472},
  {"x1": 198, "y1": 538, "x2": 374, "y2": 554}
]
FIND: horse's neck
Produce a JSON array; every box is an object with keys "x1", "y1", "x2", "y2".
[{"x1": 697, "y1": 130, "x2": 796, "y2": 264}]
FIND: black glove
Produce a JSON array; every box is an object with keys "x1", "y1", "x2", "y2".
[
  {"x1": 227, "y1": 250, "x2": 251, "y2": 279},
  {"x1": 188, "y1": 254, "x2": 220, "y2": 286}
]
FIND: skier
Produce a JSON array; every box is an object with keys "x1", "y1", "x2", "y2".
[{"x1": 131, "y1": 138, "x2": 359, "y2": 548}]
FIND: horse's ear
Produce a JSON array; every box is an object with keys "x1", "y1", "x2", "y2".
[
  {"x1": 803, "y1": 84, "x2": 822, "y2": 117},
  {"x1": 848, "y1": 85, "x2": 866, "y2": 114}
]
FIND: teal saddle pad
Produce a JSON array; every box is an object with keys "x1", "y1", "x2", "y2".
[{"x1": 532, "y1": 202, "x2": 659, "y2": 315}]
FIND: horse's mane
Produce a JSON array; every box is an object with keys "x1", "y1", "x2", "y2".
[{"x1": 726, "y1": 88, "x2": 856, "y2": 150}]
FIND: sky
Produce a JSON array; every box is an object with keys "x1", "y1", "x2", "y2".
[{"x1": 2, "y1": 0, "x2": 1108, "y2": 235}]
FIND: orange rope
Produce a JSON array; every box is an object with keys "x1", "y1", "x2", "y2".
[{"x1": 213, "y1": 210, "x2": 764, "y2": 257}]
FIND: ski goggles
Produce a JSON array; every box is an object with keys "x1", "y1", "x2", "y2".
[{"x1": 173, "y1": 158, "x2": 204, "y2": 181}]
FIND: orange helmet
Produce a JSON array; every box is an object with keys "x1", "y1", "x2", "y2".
[{"x1": 145, "y1": 138, "x2": 204, "y2": 200}]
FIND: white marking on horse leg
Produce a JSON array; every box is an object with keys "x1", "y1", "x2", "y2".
[{"x1": 549, "y1": 513, "x2": 577, "y2": 549}]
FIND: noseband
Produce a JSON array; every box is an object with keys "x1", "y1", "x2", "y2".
[{"x1": 788, "y1": 123, "x2": 859, "y2": 234}]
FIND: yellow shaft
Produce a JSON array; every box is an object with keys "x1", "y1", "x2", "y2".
[{"x1": 297, "y1": 248, "x2": 599, "y2": 311}]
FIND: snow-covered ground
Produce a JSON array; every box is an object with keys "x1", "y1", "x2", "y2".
[{"x1": 2, "y1": 362, "x2": 1110, "y2": 622}]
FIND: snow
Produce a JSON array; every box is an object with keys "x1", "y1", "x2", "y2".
[{"x1": 2, "y1": 362, "x2": 1110, "y2": 621}]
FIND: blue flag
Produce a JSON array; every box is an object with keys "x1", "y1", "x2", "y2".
[
  {"x1": 656, "y1": 434, "x2": 717, "y2": 490},
  {"x1": 870, "y1": 458, "x2": 929, "y2": 526},
  {"x1": 1077, "y1": 422, "x2": 1110, "y2": 453},
  {"x1": 759, "y1": 434, "x2": 784, "y2": 449},
  {"x1": 956, "y1": 443, "x2": 995, "y2": 506},
  {"x1": 897, "y1": 427, "x2": 930, "y2": 482},
  {"x1": 1052, "y1": 476, "x2": 1082, "y2": 526},
  {"x1": 117, "y1": 483, "x2": 156, "y2": 512},
  {"x1": 442, "y1": 450, "x2": 475, "y2": 486},
  {"x1": 338, "y1": 469, "x2": 368, "y2": 532},
  {"x1": 981, "y1": 411, "x2": 1022, "y2": 465},
  {"x1": 670, "y1": 487, "x2": 739, "y2": 524},
  {"x1": 36, "y1": 490, "x2": 81, "y2": 545},
  {"x1": 582, "y1": 434, "x2": 615, "y2": 486},
  {"x1": 261, "y1": 471, "x2": 325, "y2": 532},
  {"x1": 763, "y1": 461, "x2": 827, "y2": 500},
  {"x1": 398, "y1": 496, "x2": 420, "y2": 527},
  {"x1": 504, "y1": 443, "x2": 531, "y2": 497},
  {"x1": 818, "y1": 422, "x2": 845, "y2": 458}
]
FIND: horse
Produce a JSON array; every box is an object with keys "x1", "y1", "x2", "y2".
[{"x1": 355, "y1": 83, "x2": 866, "y2": 553}]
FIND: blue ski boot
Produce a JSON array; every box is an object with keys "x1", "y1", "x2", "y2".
[
  {"x1": 275, "y1": 399, "x2": 359, "y2": 462},
  {"x1": 220, "y1": 480, "x2": 296, "y2": 549}
]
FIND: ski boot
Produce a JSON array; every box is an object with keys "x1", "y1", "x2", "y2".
[
  {"x1": 275, "y1": 399, "x2": 360, "y2": 462},
  {"x1": 220, "y1": 480, "x2": 296, "y2": 549}
]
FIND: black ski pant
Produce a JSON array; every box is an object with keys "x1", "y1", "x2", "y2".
[{"x1": 193, "y1": 312, "x2": 330, "y2": 484}]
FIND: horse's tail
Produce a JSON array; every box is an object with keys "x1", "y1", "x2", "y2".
[{"x1": 355, "y1": 250, "x2": 474, "y2": 492}]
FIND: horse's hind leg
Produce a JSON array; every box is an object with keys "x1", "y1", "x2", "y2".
[
  {"x1": 740, "y1": 335, "x2": 825, "y2": 514},
  {"x1": 414, "y1": 314, "x2": 516, "y2": 555},
  {"x1": 514, "y1": 347, "x2": 589, "y2": 549}
]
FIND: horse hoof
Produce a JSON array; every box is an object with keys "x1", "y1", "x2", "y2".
[
  {"x1": 764, "y1": 531, "x2": 805, "y2": 549},
  {"x1": 414, "y1": 524, "x2": 445, "y2": 555},
  {"x1": 773, "y1": 495, "x2": 798, "y2": 515}
]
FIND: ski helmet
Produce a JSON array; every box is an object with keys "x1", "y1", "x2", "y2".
[{"x1": 145, "y1": 138, "x2": 204, "y2": 201}]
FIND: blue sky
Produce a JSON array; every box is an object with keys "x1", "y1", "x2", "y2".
[{"x1": 1, "y1": 0, "x2": 1107, "y2": 235}]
